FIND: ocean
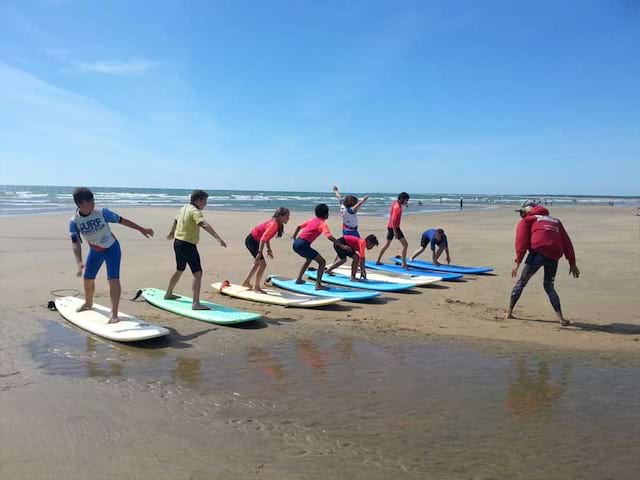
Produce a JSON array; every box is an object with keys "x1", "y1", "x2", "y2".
[{"x1": 1, "y1": 185, "x2": 638, "y2": 217}]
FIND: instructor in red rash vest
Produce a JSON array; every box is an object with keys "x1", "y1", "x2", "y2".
[{"x1": 506, "y1": 200, "x2": 580, "y2": 326}]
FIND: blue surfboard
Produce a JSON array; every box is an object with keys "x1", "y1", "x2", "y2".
[
  {"x1": 391, "y1": 257, "x2": 493, "y2": 274},
  {"x1": 305, "y1": 269, "x2": 416, "y2": 292},
  {"x1": 365, "y1": 261, "x2": 464, "y2": 281},
  {"x1": 269, "y1": 276, "x2": 379, "y2": 302}
]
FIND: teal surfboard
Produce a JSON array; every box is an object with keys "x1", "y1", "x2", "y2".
[
  {"x1": 305, "y1": 269, "x2": 416, "y2": 292},
  {"x1": 268, "y1": 276, "x2": 379, "y2": 302},
  {"x1": 365, "y1": 261, "x2": 464, "y2": 281},
  {"x1": 391, "y1": 257, "x2": 493, "y2": 274},
  {"x1": 140, "y1": 288, "x2": 261, "y2": 324}
]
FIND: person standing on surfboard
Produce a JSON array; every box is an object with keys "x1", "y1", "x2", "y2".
[
  {"x1": 375, "y1": 192, "x2": 410, "y2": 268},
  {"x1": 325, "y1": 234, "x2": 379, "y2": 281},
  {"x1": 506, "y1": 200, "x2": 580, "y2": 326},
  {"x1": 240, "y1": 207, "x2": 290, "y2": 294},
  {"x1": 291, "y1": 203, "x2": 350, "y2": 290},
  {"x1": 69, "y1": 187, "x2": 154, "y2": 323},
  {"x1": 165, "y1": 190, "x2": 227, "y2": 310},
  {"x1": 332, "y1": 185, "x2": 369, "y2": 237},
  {"x1": 410, "y1": 228, "x2": 451, "y2": 265}
]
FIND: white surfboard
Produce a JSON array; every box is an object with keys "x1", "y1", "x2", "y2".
[
  {"x1": 211, "y1": 282, "x2": 342, "y2": 307},
  {"x1": 333, "y1": 266, "x2": 442, "y2": 286},
  {"x1": 54, "y1": 296, "x2": 169, "y2": 342}
]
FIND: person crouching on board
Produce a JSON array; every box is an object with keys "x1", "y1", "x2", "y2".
[
  {"x1": 410, "y1": 228, "x2": 451, "y2": 265},
  {"x1": 69, "y1": 187, "x2": 154, "y2": 323},
  {"x1": 506, "y1": 200, "x2": 580, "y2": 326},
  {"x1": 241, "y1": 207, "x2": 290, "y2": 294},
  {"x1": 375, "y1": 192, "x2": 410, "y2": 268},
  {"x1": 325, "y1": 234, "x2": 379, "y2": 281},
  {"x1": 165, "y1": 190, "x2": 227, "y2": 310},
  {"x1": 291, "y1": 203, "x2": 351, "y2": 290}
]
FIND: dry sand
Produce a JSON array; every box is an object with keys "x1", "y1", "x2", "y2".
[{"x1": 1, "y1": 205, "x2": 638, "y2": 479}]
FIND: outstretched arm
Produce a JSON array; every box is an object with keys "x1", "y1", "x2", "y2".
[
  {"x1": 71, "y1": 239, "x2": 83, "y2": 276},
  {"x1": 199, "y1": 221, "x2": 226, "y2": 247},
  {"x1": 332, "y1": 185, "x2": 341, "y2": 201},
  {"x1": 119, "y1": 217, "x2": 154, "y2": 238},
  {"x1": 353, "y1": 194, "x2": 369, "y2": 213},
  {"x1": 166, "y1": 219, "x2": 177, "y2": 240}
]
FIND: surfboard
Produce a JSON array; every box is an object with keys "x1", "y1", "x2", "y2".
[
  {"x1": 211, "y1": 282, "x2": 342, "y2": 307},
  {"x1": 140, "y1": 288, "x2": 261, "y2": 324},
  {"x1": 305, "y1": 269, "x2": 416, "y2": 292},
  {"x1": 333, "y1": 266, "x2": 442, "y2": 286},
  {"x1": 391, "y1": 256, "x2": 493, "y2": 274},
  {"x1": 54, "y1": 296, "x2": 169, "y2": 342},
  {"x1": 365, "y1": 261, "x2": 464, "y2": 281},
  {"x1": 269, "y1": 275, "x2": 379, "y2": 301}
]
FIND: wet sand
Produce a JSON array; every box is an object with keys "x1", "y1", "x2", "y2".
[{"x1": 1, "y1": 206, "x2": 639, "y2": 479}]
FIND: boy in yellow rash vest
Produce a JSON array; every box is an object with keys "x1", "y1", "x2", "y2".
[{"x1": 165, "y1": 190, "x2": 227, "y2": 310}]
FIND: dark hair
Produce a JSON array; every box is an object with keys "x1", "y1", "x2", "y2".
[
  {"x1": 398, "y1": 192, "x2": 410, "y2": 203},
  {"x1": 72, "y1": 187, "x2": 94, "y2": 206},
  {"x1": 190, "y1": 190, "x2": 209, "y2": 205},
  {"x1": 343, "y1": 195, "x2": 358, "y2": 208},
  {"x1": 365, "y1": 234, "x2": 379, "y2": 247},
  {"x1": 436, "y1": 228, "x2": 445, "y2": 235},
  {"x1": 315, "y1": 203, "x2": 329, "y2": 219},
  {"x1": 272, "y1": 207, "x2": 290, "y2": 238}
]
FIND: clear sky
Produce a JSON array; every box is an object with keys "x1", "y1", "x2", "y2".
[{"x1": 1, "y1": 0, "x2": 638, "y2": 195}]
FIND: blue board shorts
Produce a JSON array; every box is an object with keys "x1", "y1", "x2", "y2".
[
  {"x1": 293, "y1": 238, "x2": 319, "y2": 260},
  {"x1": 342, "y1": 228, "x2": 360, "y2": 238},
  {"x1": 85, "y1": 240, "x2": 121, "y2": 280}
]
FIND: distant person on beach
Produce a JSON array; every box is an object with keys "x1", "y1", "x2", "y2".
[
  {"x1": 165, "y1": 190, "x2": 227, "y2": 309},
  {"x1": 332, "y1": 185, "x2": 369, "y2": 237},
  {"x1": 506, "y1": 200, "x2": 580, "y2": 326},
  {"x1": 240, "y1": 207, "x2": 290, "y2": 293},
  {"x1": 376, "y1": 192, "x2": 410, "y2": 268},
  {"x1": 325, "y1": 234, "x2": 379, "y2": 281},
  {"x1": 291, "y1": 203, "x2": 350, "y2": 289},
  {"x1": 460, "y1": 198, "x2": 463, "y2": 210},
  {"x1": 69, "y1": 187, "x2": 154, "y2": 323},
  {"x1": 410, "y1": 228, "x2": 451, "y2": 265}
]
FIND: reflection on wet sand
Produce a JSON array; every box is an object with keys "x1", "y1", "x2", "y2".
[
  {"x1": 85, "y1": 336, "x2": 123, "y2": 378},
  {"x1": 171, "y1": 357, "x2": 203, "y2": 385},
  {"x1": 296, "y1": 339, "x2": 328, "y2": 374},
  {"x1": 506, "y1": 359, "x2": 569, "y2": 417}
]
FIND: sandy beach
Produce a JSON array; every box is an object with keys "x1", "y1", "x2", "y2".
[{"x1": 1, "y1": 205, "x2": 639, "y2": 479}]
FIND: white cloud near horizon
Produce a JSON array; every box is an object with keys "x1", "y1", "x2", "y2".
[{"x1": 75, "y1": 59, "x2": 159, "y2": 76}]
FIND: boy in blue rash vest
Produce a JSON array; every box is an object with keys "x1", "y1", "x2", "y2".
[
  {"x1": 410, "y1": 228, "x2": 451, "y2": 265},
  {"x1": 69, "y1": 187, "x2": 154, "y2": 323}
]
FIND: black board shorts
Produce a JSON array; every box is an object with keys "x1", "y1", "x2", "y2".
[
  {"x1": 245, "y1": 233, "x2": 261, "y2": 259},
  {"x1": 386, "y1": 227, "x2": 405, "y2": 241},
  {"x1": 174, "y1": 239, "x2": 202, "y2": 273},
  {"x1": 334, "y1": 237, "x2": 356, "y2": 260}
]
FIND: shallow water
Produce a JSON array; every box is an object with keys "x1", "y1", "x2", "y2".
[{"x1": 30, "y1": 320, "x2": 640, "y2": 479}]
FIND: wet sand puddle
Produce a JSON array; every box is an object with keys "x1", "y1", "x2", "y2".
[{"x1": 30, "y1": 320, "x2": 640, "y2": 479}]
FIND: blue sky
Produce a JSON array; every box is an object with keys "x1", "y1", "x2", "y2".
[{"x1": 1, "y1": 0, "x2": 638, "y2": 195}]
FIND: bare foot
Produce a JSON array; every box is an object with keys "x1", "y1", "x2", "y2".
[
  {"x1": 295, "y1": 279, "x2": 305, "y2": 285},
  {"x1": 192, "y1": 303, "x2": 211, "y2": 311},
  {"x1": 241, "y1": 282, "x2": 253, "y2": 289},
  {"x1": 76, "y1": 303, "x2": 93, "y2": 312},
  {"x1": 375, "y1": 261, "x2": 383, "y2": 265},
  {"x1": 401, "y1": 264, "x2": 408, "y2": 269},
  {"x1": 164, "y1": 294, "x2": 180, "y2": 300},
  {"x1": 315, "y1": 285, "x2": 329, "y2": 290},
  {"x1": 253, "y1": 287, "x2": 267, "y2": 294},
  {"x1": 108, "y1": 315, "x2": 120, "y2": 324},
  {"x1": 505, "y1": 310, "x2": 514, "y2": 319},
  {"x1": 560, "y1": 318, "x2": 571, "y2": 326}
]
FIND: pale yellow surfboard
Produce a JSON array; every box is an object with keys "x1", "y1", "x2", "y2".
[{"x1": 211, "y1": 282, "x2": 342, "y2": 307}]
